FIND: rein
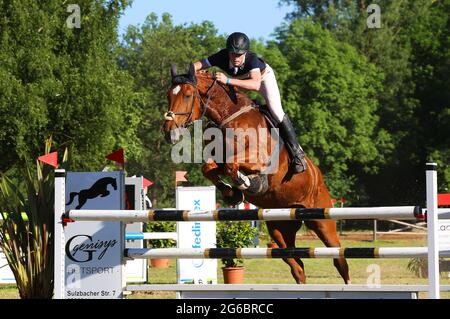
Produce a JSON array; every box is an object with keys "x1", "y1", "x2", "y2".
[{"x1": 164, "y1": 75, "x2": 254, "y2": 129}]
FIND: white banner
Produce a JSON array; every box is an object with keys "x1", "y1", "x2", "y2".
[
  {"x1": 124, "y1": 176, "x2": 147, "y2": 283},
  {"x1": 439, "y1": 220, "x2": 450, "y2": 249},
  {"x1": 64, "y1": 171, "x2": 125, "y2": 299},
  {"x1": 176, "y1": 186, "x2": 217, "y2": 285},
  {"x1": 0, "y1": 251, "x2": 15, "y2": 284}
]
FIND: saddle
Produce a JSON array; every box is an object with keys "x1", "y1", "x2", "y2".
[
  {"x1": 253, "y1": 102, "x2": 278, "y2": 129},
  {"x1": 206, "y1": 101, "x2": 282, "y2": 143},
  {"x1": 251, "y1": 102, "x2": 284, "y2": 147}
]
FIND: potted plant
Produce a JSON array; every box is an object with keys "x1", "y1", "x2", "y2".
[
  {"x1": 216, "y1": 221, "x2": 257, "y2": 284},
  {"x1": 146, "y1": 221, "x2": 176, "y2": 268}
]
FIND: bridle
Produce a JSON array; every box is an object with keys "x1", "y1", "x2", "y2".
[{"x1": 164, "y1": 78, "x2": 217, "y2": 129}]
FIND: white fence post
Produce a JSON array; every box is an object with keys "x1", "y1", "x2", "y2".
[{"x1": 426, "y1": 163, "x2": 440, "y2": 299}]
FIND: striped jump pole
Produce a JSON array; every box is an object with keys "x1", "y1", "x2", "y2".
[
  {"x1": 125, "y1": 247, "x2": 450, "y2": 260},
  {"x1": 66, "y1": 206, "x2": 425, "y2": 222},
  {"x1": 125, "y1": 232, "x2": 177, "y2": 241}
]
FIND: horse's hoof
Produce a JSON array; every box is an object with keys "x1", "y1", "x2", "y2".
[{"x1": 222, "y1": 187, "x2": 244, "y2": 206}]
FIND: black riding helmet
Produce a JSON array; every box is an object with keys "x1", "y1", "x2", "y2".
[{"x1": 226, "y1": 32, "x2": 250, "y2": 54}]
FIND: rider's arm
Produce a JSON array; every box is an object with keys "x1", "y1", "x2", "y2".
[
  {"x1": 228, "y1": 69, "x2": 261, "y2": 91},
  {"x1": 194, "y1": 50, "x2": 228, "y2": 72}
]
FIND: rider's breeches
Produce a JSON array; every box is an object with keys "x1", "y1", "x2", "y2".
[{"x1": 259, "y1": 64, "x2": 285, "y2": 124}]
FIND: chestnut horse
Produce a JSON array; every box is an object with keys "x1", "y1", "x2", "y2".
[{"x1": 163, "y1": 64, "x2": 349, "y2": 284}]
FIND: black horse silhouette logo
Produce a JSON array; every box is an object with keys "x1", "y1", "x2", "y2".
[{"x1": 66, "y1": 177, "x2": 117, "y2": 209}]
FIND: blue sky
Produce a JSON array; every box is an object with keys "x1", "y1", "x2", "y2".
[{"x1": 119, "y1": 0, "x2": 294, "y2": 41}]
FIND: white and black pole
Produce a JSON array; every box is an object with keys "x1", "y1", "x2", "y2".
[{"x1": 426, "y1": 163, "x2": 439, "y2": 299}]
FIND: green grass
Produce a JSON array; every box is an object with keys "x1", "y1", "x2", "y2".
[
  {"x1": 143, "y1": 237, "x2": 435, "y2": 284},
  {"x1": 0, "y1": 285, "x2": 18, "y2": 299},
  {"x1": 2, "y1": 235, "x2": 449, "y2": 299}
]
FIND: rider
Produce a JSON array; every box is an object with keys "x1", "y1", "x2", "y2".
[{"x1": 192, "y1": 32, "x2": 307, "y2": 173}]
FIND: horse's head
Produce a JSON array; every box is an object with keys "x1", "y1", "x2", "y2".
[{"x1": 163, "y1": 64, "x2": 206, "y2": 144}]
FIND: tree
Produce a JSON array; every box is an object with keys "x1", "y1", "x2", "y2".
[
  {"x1": 280, "y1": 0, "x2": 450, "y2": 203},
  {"x1": 409, "y1": 0, "x2": 450, "y2": 192},
  {"x1": 118, "y1": 13, "x2": 226, "y2": 207},
  {"x1": 275, "y1": 19, "x2": 387, "y2": 199},
  {"x1": 0, "y1": 0, "x2": 140, "y2": 173}
]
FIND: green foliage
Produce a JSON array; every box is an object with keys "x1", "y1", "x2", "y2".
[
  {"x1": 146, "y1": 221, "x2": 176, "y2": 248},
  {"x1": 258, "y1": 221, "x2": 270, "y2": 240},
  {"x1": 119, "y1": 13, "x2": 225, "y2": 207},
  {"x1": 0, "y1": 0, "x2": 140, "y2": 173},
  {"x1": 279, "y1": 0, "x2": 450, "y2": 204},
  {"x1": 275, "y1": 19, "x2": 386, "y2": 198},
  {"x1": 216, "y1": 222, "x2": 257, "y2": 268},
  {"x1": 0, "y1": 138, "x2": 58, "y2": 298},
  {"x1": 118, "y1": 3, "x2": 450, "y2": 205}
]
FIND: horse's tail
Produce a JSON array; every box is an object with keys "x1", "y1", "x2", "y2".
[{"x1": 66, "y1": 192, "x2": 79, "y2": 206}]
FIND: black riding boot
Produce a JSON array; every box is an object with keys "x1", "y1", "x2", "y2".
[{"x1": 277, "y1": 115, "x2": 307, "y2": 173}]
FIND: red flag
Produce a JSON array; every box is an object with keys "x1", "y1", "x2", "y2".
[
  {"x1": 38, "y1": 151, "x2": 58, "y2": 168},
  {"x1": 175, "y1": 171, "x2": 187, "y2": 183},
  {"x1": 438, "y1": 193, "x2": 450, "y2": 206},
  {"x1": 143, "y1": 177, "x2": 153, "y2": 189},
  {"x1": 106, "y1": 148, "x2": 125, "y2": 166}
]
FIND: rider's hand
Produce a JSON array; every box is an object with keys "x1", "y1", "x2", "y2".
[{"x1": 215, "y1": 72, "x2": 228, "y2": 85}]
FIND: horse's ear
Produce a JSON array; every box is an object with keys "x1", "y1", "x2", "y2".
[{"x1": 170, "y1": 64, "x2": 177, "y2": 78}]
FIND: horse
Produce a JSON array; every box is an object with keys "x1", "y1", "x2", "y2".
[{"x1": 162, "y1": 64, "x2": 350, "y2": 284}]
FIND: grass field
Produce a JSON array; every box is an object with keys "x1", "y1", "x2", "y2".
[{"x1": 1, "y1": 234, "x2": 449, "y2": 299}]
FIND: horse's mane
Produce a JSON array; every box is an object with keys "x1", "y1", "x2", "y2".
[{"x1": 195, "y1": 70, "x2": 254, "y2": 105}]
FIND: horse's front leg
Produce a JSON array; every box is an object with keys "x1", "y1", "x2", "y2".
[
  {"x1": 223, "y1": 161, "x2": 269, "y2": 196},
  {"x1": 202, "y1": 160, "x2": 244, "y2": 206},
  {"x1": 224, "y1": 162, "x2": 249, "y2": 190}
]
